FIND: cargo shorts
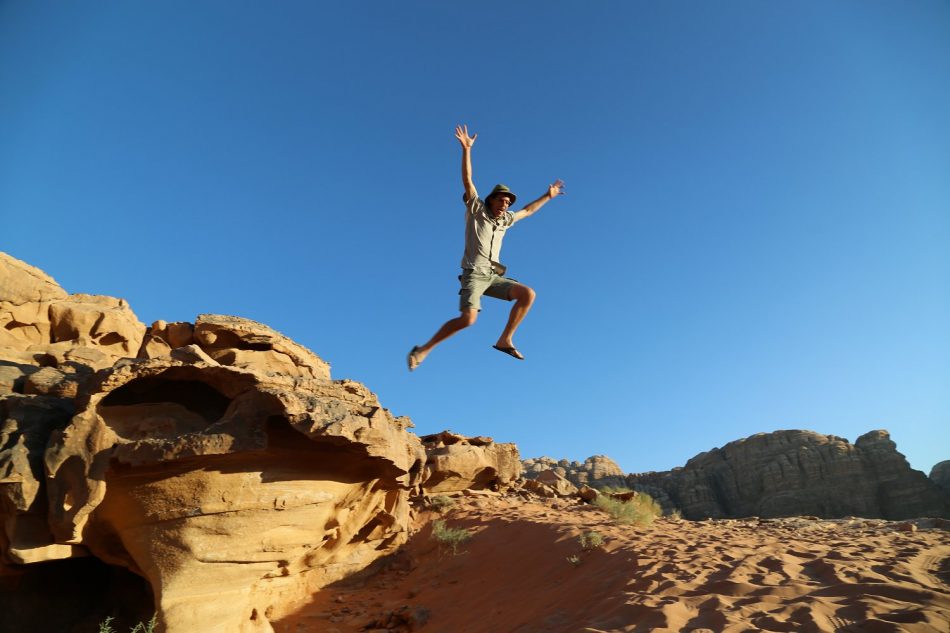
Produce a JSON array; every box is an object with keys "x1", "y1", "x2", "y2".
[{"x1": 458, "y1": 269, "x2": 520, "y2": 311}]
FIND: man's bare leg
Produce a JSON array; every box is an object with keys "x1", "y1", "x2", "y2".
[
  {"x1": 494, "y1": 285, "x2": 536, "y2": 354},
  {"x1": 409, "y1": 309, "x2": 478, "y2": 369}
]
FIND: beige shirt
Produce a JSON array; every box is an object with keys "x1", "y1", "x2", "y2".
[{"x1": 460, "y1": 190, "x2": 515, "y2": 273}]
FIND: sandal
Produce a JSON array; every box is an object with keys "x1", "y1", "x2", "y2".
[
  {"x1": 492, "y1": 345, "x2": 525, "y2": 360},
  {"x1": 407, "y1": 346, "x2": 423, "y2": 371}
]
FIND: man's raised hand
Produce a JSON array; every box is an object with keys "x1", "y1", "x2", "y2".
[
  {"x1": 455, "y1": 124, "x2": 477, "y2": 148},
  {"x1": 549, "y1": 179, "x2": 565, "y2": 198}
]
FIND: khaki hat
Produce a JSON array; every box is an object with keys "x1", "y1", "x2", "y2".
[{"x1": 486, "y1": 184, "x2": 517, "y2": 205}]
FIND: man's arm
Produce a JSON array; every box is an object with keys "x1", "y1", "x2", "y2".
[
  {"x1": 511, "y1": 179, "x2": 565, "y2": 223},
  {"x1": 455, "y1": 124, "x2": 477, "y2": 202}
]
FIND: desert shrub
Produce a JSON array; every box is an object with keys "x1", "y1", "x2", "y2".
[
  {"x1": 577, "y1": 530, "x2": 605, "y2": 551},
  {"x1": 130, "y1": 616, "x2": 157, "y2": 633},
  {"x1": 431, "y1": 519, "x2": 472, "y2": 555},
  {"x1": 428, "y1": 495, "x2": 457, "y2": 513},
  {"x1": 98, "y1": 615, "x2": 156, "y2": 633},
  {"x1": 594, "y1": 484, "x2": 634, "y2": 494},
  {"x1": 669, "y1": 509, "x2": 683, "y2": 520},
  {"x1": 594, "y1": 492, "x2": 661, "y2": 525}
]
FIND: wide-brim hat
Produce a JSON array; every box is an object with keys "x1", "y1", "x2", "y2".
[{"x1": 486, "y1": 183, "x2": 517, "y2": 205}]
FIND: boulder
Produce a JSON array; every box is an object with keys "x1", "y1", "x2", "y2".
[
  {"x1": 535, "y1": 469, "x2": 579, "y2": 497},
  {"x1": 576, "y1": 485, "x2": 599, "y2": 503},
  {"x1": 522, "y1": 478, "x2": 556, "y2": 498},
  {"x1": 421, "y1": 430, "x2": 521, "y2": 493}
]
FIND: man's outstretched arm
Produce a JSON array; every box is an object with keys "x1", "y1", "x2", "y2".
[
  {"x1": 511, "y1": 179, "x2": 565, "y2": 223},
  {"x1": 456, "y1": 124, "x2": 477, "y2": 202}
]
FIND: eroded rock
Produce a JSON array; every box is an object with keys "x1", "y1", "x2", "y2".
[
  {"x1": 421, "y1": 430, "x2": 521, "y2": 493},
  {"x1": 1, "y1": 254, "x2": 146, "y2": 371},
  {"x1": 39, "y1": 358, "x2": 424, "y2": 633}
]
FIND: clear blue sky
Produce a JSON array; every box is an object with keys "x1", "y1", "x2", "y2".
[{"x1": 3, "y1": 1, "x2": 948, "y2": 475}]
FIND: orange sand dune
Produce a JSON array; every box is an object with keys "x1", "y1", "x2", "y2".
[{"x1": 275, "y1": 494, "x2": 950, "y2": 633}]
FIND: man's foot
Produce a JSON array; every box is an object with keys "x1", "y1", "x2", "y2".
[
  {"x1": 492, "y1": 345, "x2": 525, "y2": 360},
  {"x1": 407, "y1": 346, "x2": 426, "y2": 371}
]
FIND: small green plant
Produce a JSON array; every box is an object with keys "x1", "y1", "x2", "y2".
[
  {"x1": 97, "y1": 615, "x2": 157, "y2": 633},
  {"x1": 577, "y1": 530, "x2": 605, "y2": 551},
  {"x1": 431, "y1": 519, "x2": 473, "y2": 555},
  {"x1": 429, "y1": 495, "x2": 457, "y2": 513},
  {"x1": 594, "y1": 491, "x2": 661, "y2": 525},
  {"x1": 130, "y1": 615, "x2": 157, "y2": 633},
  {"x1": 566, "y1": 554, "x2": 582, "y2": 567},
  {"x1": 669, "y1": 509, "x2": 683, "y2": 520}
]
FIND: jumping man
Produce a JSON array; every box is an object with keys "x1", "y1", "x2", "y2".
[{"x1": 407, "y1": 124, "x2": 565, "y2": 371}]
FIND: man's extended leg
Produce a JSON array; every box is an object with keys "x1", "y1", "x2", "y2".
[
  {"x1": 408, "y1": 309, "x2": 478, "y2": 370},
  {"x1": 493, "y1": 284, "x2": 536, "y2": 359}
]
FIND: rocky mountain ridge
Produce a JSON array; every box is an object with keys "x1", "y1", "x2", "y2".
[{"x1": 525, "y1": 430, "x2": 950, "y2": 520}]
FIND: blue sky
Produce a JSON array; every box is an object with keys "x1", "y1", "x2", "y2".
[{"x1": 2, "y1": 1, "x2": 948, "y2": 475}]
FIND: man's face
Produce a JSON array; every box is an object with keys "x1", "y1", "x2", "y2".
[{"x1": 488, "y1": 194, "x2": 513, "y2": 215}]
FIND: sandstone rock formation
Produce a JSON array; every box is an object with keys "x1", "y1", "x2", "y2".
[
  {"x1": 522, "y1": 454, "x2": 627, "y2": 489},
  {"x1": 627, "y1": 430, "x2": 950, "y2": 520},
  {"x1": 1, "y1": 254, "x2": 146, "y2": 373},
  {"x1": 931, "y1": 460, "x2": 950, "y2": 495},
  {"x1": 0, "y1": 252, "x2": 427, "y2": 633},
  {"x1": 420, "y1": 430, "x2": 521, "y2": 493}
]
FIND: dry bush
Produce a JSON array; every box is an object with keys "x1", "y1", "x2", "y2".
[
  {"x1": 428, "y1": 495, "x2": 457, "y2": 513},
  {"x1": 594, "y1": 491, "x2": 661, "y2": 525},
  {"x1": 578, "y1": 530, "x2": 605, "y2": 551},
  {"x1": 431, "y1": 519, "x2": 473, "y2": 555}
]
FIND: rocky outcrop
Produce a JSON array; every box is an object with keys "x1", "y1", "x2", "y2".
[
  {"x1": 0, "y1": 252, "x2": 427, "y2": 633},
  {"x1": 43, "y1": 358, "x2": 423, "y2": 633},
  {"x1": 0, "y1": 252, "x2": 68, "y2": 304},
  {"x1": 522, "y1": 454, "x2": 626, "y2": 489},
  {"x1": 1, "y1": 253, "x2": 145, "y2": 372},
  {"x1": 627, "y1": 430, "x2": 950, "y2": 520},
  {"x1": 931, "y1": 460, "x2": 950, "y2": 495},
  {"x1": 421, "y1": 430, "x2": 521, "y2": 493},
  {"x1": 524, "y1": 469, "x2": 578, "y2": 497}
]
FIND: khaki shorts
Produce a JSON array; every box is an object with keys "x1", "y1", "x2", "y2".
[{"x1": 458, "y1": 269, "x2": 520, "y2": 311}]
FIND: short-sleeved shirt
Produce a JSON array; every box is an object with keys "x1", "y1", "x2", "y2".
[{"x1": 460, "y1": 190, "x2": 515, "y2": 273}]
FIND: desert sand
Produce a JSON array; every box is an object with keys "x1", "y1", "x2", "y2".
[{"x1": 275, "y1": 493, "x2": 950, "y2": 633}]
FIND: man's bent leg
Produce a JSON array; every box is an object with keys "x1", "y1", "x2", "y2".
[
  {"x1": 495, "y1": 284, "x2": 535, "y2": 349},
  {"x1": 410, "y1": 309, "x2": 478, "y2": 368}
]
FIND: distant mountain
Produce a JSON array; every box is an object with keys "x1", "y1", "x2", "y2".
[{"x1": 526, "y1": 429, "x2": 950, "y2": 520}]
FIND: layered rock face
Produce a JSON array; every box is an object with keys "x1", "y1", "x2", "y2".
[
  {"x1": 0, "y1": 252, "x2": 426, "y2": 633},
  {"x1": 628, "y1": 430, "x2": 950, "y2": 520}
]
